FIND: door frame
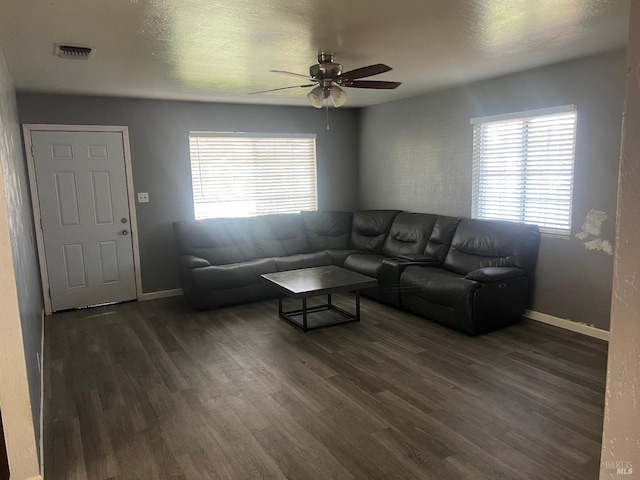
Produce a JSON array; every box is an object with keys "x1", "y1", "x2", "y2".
[{"x1": 23, "y1": 124, "x2": 143, "y2": 315}]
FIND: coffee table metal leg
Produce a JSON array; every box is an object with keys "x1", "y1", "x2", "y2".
[
  {"x1": 302, "y1": 298, "x2": 308, "y2": 331},
  {"x1": 276, "y1": 290, "x2": 366, "y2": 331}
]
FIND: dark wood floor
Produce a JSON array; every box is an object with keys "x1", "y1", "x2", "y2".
[{"x1": 44, "y1": 295, "x2": 608, "y2": 480}]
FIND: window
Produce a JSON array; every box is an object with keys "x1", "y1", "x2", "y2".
[
  {"x1": 471, "y1": 105, "x2": 577, "y2": 238},
  {"x1": 189, "y1": 132, "x2": 318, "y2": 219}
]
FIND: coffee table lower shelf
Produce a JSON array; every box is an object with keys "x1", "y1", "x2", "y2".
[{"x1": 278, "y1": 292, "x2": 362, "y2": 332}]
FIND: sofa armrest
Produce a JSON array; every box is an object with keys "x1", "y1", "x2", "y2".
[
  {"x1": 180, "y1": 255, "x2": 211, "y2": 269},
  {"x1": 465, "y1": 267, "x2": 524, "y2": 283},
  {"x1": 379, "y1": 257, "x2": 437, "y2": 285},
  {"x1": 378, "y1": 258, "x2": 415, "y2": 306},
  {"x1": 380, "y1": 255, "x2": 443, "y2": 288},
  {"x1": 397, "y1": 253, "x2": 440, "y2": 264}
]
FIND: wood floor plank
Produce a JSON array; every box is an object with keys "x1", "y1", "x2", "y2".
[
  {"x1": 75, "y1": 388, "x2": 118, "y2": 479},
  {"x1": 110, "y1": 430, "x2": 163, "y2": 480},
  {"x1": 246, "y1": 395, "x2": 358, "y2": 480},
  {"x1": 205, "y1": 408, "x2": 289, "y2": 480},
  {"x1": 267, "y1": 387, "x2": 415, "y2": 480},
  {"x1": 44, "y1": 296, "x2": 608, "y2": 479},
  {"x1": 429, "y1": 405, "x2": 584, "y2": 480},
  {"x1": 332, "y1": 373, "x2": 453, "y2": 452},
  {"x1": 370, "y1": 427, "x2": 461, "y2": 480}
]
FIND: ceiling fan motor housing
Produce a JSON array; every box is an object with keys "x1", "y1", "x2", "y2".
[{"x1": 310, "y1": 59, "x2": 343, "y2": 86}]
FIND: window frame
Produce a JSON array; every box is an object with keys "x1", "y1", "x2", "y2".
[
  {"x1": 470, "y1": 104, "x2": 578, "y2": 238},
  {"x1": 188, "y1": 131, "x2": 318, "y2": 220}
]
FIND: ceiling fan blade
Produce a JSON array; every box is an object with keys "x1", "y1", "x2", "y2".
[
  {"x1": 345, "y1": 80, "x2": 402, "y2": 89},
  {"x1": 338, "y1": 64, "x2": 392, "y2": 81},
  {"x1": 248, "y1": 84, "x2": 316, "y2": 95},
  {"x1": 270, "y1": 70, "x2": 314, "y2": 81}
]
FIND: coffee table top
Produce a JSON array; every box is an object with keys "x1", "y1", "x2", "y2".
[{"x1": 261, "y1": 265, "x2": 377, "y2": 298}]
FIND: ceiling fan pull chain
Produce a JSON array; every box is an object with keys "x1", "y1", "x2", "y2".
[{"x1": 326, "y1": 103, "x2": 330, "y2": 130}]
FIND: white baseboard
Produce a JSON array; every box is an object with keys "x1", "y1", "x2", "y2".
[
  {"x1": 27, "y1": 475, "x2": 44, "y2": 480},
  {"x1": 139, "y1": 289, "x2": 183, "y2": 301},
  {"x1": 39, "y1": 308, "x2": 45, "y2": 476},
  {"x1": 524, "y1": 309, "x2": 610, "y2": 341}
]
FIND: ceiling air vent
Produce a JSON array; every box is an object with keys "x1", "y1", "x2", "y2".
[{"x1": 55, "y1": 44, "x2": 94, "y2": 60}]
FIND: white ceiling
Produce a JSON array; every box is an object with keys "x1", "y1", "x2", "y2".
[{"x1": 0, "y1": 0, "x2": 630, "y2": 108}]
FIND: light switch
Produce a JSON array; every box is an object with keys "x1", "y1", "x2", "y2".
[{"x1": 137, "y1": 192, "x2": 149, "y2": 203}]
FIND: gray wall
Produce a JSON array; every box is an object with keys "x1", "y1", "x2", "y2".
[
  {"x1": 0, "y1": 46, "x2": 43, "y2": 457},
  {"x1": 14, "y1": 50, "x2": 625, "y2": 329},
  {"x1": 16, "y1": 95, "x2": 360, "y2": 293},
  {"x1": 359, "y1": 50, "x2": 626, "y2": 330}
]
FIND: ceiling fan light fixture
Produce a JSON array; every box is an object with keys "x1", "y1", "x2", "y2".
[
  {"x1": 329, "y1": 85, "x2": 347, "y2": 107},
  {"x1": 307, "y1": 85, "x2": 325, "y2": 108}
]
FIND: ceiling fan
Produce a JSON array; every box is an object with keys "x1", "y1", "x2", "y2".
[{"x1": 250, "y1": 53, "x2": 401, "y2": 108}]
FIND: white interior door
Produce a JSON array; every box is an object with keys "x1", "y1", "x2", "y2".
[{"x1": 30, "y1": 130, "x2": 137, "y2": 311}]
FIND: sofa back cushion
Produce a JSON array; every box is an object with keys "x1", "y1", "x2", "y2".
[
  {"x1": 425, "y1": 215, "x2": 461, "y2": 262},
  {"x1": 301, "y1": 210, "x2": 352, "y2": 251},
  {"x1": 350, "y1": 210, "x2": 401, "y2": 253},
  {"x1": 173, "y1": 218, "x2": 257, "y2": 265},
  {"x1": 443, "y1": 218, "x2": 540, "y2": 276},
  {"x1": 382, "y1": 212, "x2": 437, "y2": 257},
  {"x1": 250, "y1": 213, "x2": 311, "y2": 257}
]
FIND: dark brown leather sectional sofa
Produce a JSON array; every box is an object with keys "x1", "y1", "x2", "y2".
[{"x1": 173, "y1": 210, "x2": 540, "y2": 335}]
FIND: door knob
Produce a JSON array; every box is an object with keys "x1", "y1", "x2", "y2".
[{"x1": 122, "y1": 229, "x2": 129, "y2": 235}]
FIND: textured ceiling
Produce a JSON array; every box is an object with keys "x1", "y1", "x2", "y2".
[{"x1": 0, "y1": 0, "x2": 630, "y2": 107}]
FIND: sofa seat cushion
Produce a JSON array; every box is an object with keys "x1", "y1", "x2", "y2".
[
  {"x1": 273, "y1": 252, "x2": 333, "y2": 271},
  {"x1": 344, "y1": 254, "x2": 386, "y2": 278},
  {"x1": 190, "y1": 258, "x2": 277, "y2": 290},
  {"x1": 400, "y1": 265, "x2": 481, "y2": 308},
  {"x1": 325, "y1": 249, "x2": 363, "y2": 267}
]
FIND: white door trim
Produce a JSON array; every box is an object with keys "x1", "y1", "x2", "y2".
[{"x1": 23, "y1": 124, "x2": 143, "y2": 315}]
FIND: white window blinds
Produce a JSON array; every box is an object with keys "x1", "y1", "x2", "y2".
[
  {"x1": 471, "y1": 105, "x2": 577, "y2": 238},
  {"x1": 189, "y1": 132, "x2": 318, "y2": 219}
]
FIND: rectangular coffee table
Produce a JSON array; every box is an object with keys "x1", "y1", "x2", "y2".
[{"x1": 261, "y1": 265, "x2": 378, "y2": 331}]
